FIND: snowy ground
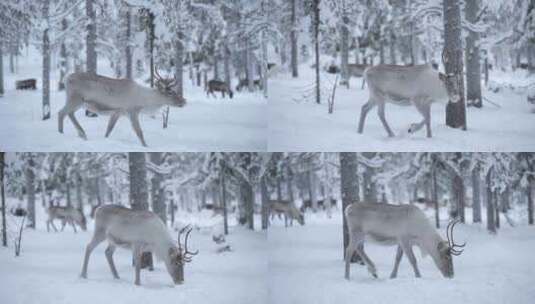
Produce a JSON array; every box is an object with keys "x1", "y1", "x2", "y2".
[
  {"x1": 268, "y1": 63, "x2": 535, "y2": 151},
  {"x1": 0, "y1": 49, "x2": 267, "y2": 151},
  {"x1": 0, "y1": 202, "x2": 267, "y2": 304},
  {"x1": 268, "y1": 211, "x2": 535, "y2": 304}
]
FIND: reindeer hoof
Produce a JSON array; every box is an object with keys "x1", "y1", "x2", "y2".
[{"x1": 372, "y1": 273, "x2": 378, "y2": 279}]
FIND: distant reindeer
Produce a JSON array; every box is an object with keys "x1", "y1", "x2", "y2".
[
  {"x1": 235, "y1": 79, "x2": 262, "y2": 92},
  {"x1": 46, "y1": 206, "x2": 87, "y2": 233},
  {"x1": 347, "y1": 64, "x2": 369, "y2": 78},
  {"x1": 58, "y1": 69, "x2": 186, "y2": 147},
  {"x1": 269, "y1": 200, "x2": 304, "y2": 227},
  {"x1": 80, "y1": 205, "x2": 198, "y2": 285},
  {"x1": 300, "y1": 198, "x2": 337, "y2": 212},
  {"x1": 206, "y1": 79, "x2": 234, "y2": 99},
  {"x1": 358, "y1": 52, "x2": 459, "y2": 138},
  {"x1": 344, "y1": 203, "x2": 465, "y2": 280}
]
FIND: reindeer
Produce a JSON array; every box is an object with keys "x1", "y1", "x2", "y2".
[
  {"x1": 347, "y1": 64, "x2": 369, "y2": 78},
  {"x1": 235, "y1": 78, "x2": 263, "y2": 92},
  {"x1": 358, "y1": 53, "x2": 459, "y2": 138},
  {"x1": 269, "y1": 200, "x2": 304, "y2": 227},
  {"x1": 206, "y1": 80, "x2": 234, "y2": 99},
  {"x1": 344, "y1": 203, "x2": 465, "y2": 280},
  {"x1": 58, "y1": 70, "x2": 186, "y2": 147},
  {"x1": 80, "y1": 205, "x2": 198, "y2": 286},
  {"x1": 46, "y1": 206, "x2": 87, "y2": 233}
]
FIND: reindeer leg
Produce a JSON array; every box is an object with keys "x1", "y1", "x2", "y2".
[
  {"x1": 409, "y1": 99, "x2": 431, "y2": 137},
  {"x1": 134, "y1": 245, "x2": 142, "y2": 286},
  {"x1": 61, "y1": 219, "x2": 67, "y2": 232},
  {"x1": 357, "y1": 100, "x2": 376, "y2": 134},
  {"x1": 377, "y1": 102, "x2": 395, "y2": 137},
  {"x1": 400, "y1": 241, "x2": 421, "y2": 278},
  {"x1": 81, "y1": 229, "x2": 106, "y2": 278},
  {"x1": 105, "y1": 244, "x2": 120, "y2": 279},
  {"x1": 105, "y1": 112, "x2": 121, "y2": 138},
  {"x1": 50, "y1": 220, "x2": 59, "y2": 232},
  {"x1": 390, "y1": 245, "x2": 404, "y2": 279},
  {"x1": 128, "y1": 111, "x2": 148, "y2": 147},
  {"x1": 356, "y1": 243, "x2": 378, "y2": 278},
  {"x1": 71, "y1": 221, "x2": 77, "y2": 233},
  {"x1": 58, "y1": 96, "x2": 83, "y2": 134},
  {"x1": 345, "y1": 237, "x2": 361, "y2": 280}
]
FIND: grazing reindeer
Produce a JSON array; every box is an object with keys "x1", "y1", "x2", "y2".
[
  {"x1": 358, "y1": 53, "x2": 459, "y2": 138},
  {"x1": 269, "y1": 200, "x2": 304, "y2": 227},
  {"x1": 344, "y1": 203, "x2": 465, "y2": 280},
  {"x1": 80, "y1": 205, "x2": 198, "y2": 286},
  {"x1": 206, "y1": 80, "x2": 234, "y2": 99},
  {"x1": 235, "y1": 79, "x2": 262, "y2": 92},
  {"x1": 46, "y1": 206, "x2": 87, "y2": 233},
  {"x1": 58, "y1": 69, "x2": 186, "y2": 147}
]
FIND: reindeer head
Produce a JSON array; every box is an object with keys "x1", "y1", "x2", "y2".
[
  {"x1": 165, "y1": 225, "x2": 198, "y2": 284},
  {"x1": 434, "y1": 219, "x2": 465, "y2": 278},
  {"x1": 155, "y1": 68, "x2": 186, "y2": 107},
  {"x1": 439, "y1": 49, "x2": 461, "y2": 104}
]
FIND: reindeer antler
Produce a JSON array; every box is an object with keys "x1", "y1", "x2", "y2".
[
  {"x1": 446, "y1": 219, "x2": 466, "y2": 256},
  {"x1": 154, "y1": 67, "x2": 163, "y2": 81},
  {"x1": 177, "y1": 225, "x2": 198, "y2": 263}
]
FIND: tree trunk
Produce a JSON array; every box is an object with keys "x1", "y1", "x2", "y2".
[
  {"x1": 66, "y1": 181, "x2": 72, "y2": 207},
  {"x1": 261, "y1": 176, "x2": 269, "y2": 230},
  {"x1": 495, "y1": 190, "x2": 500, "y2": 229},
  {"x1": 340, "y1": 153, "x2": 360, "y2": 262},
  {"x1": 26, "y1": 155, "x2": 36, "y2": 229},
  {"x1": 150, "y1": 153, "x2": 166, "y2": 224},
  {"x1": 241, "y1": 180, "x2": 254, "y2": 230},
  {"x1": 389, "y1": 31, "x2": 397, "y2": 65},
  {"x1": 58, "y1": 18, "x2": 68, "y2": 90},
  {"x1": 86, "y1": 0, "x2": 97, "y2": 74},
  {"x1": 85, "y1": 0, "x2": 97, "y2": 117},
  {"x1": 0, "y1": 40, "x2": 4, "y2": 96},
  {"x1": 472, "y1": 165, "x2": 482, "y2": 223},
  {"x1": 148, "y1": 12, "x2": 155, "y2": 87},
  {"x1": 220, "y1": 165, "x2": 228, "y2": 235},
  {"x1": 443, "y1": 0, "x2": 467, "y2": 129},
  {"x1": 432, "y1": 163, "x2": 440, "y2": 228},
  {"x1": 340, "y1": 14, "x2": 349, "y2": 87},
  {"x1": 224, "y1": 44, "x2": 231, "y2": 89},
  {"x1": 313, "y1": 0, "x2": 321, "y2": 104},
  {"x1": 287, "y1": 165, "x2": 294, "y2": 202},
  {"x1": 290, "y1": 0, "x2": 299, "y2": 77},
  {"x1": 75, "y1": 173, "x2": 83, "y2": 212},
  {"x1": 261, "y1": 28, "x2": 268, "y2": 98},
  {"x1": 528, "y1": 179, "x2": 533, "y2": 225},
  {"x1": 128, "y1": 152, "x2": 153, "y2": 269},
  {"x1": 465, "y1": 0, "x2": 482, "y2": 108},
  {"x1": 452, "y1": 174, "x2": 465, "y2": 223},
  {"x1": 1, "y1": 152, "x2": 7, "y2": 247},
  {"x1": 42, "y1": 0, "x2": 51, "y2": 120},
  {"x1": 125, "y1": 7, "x2": 132, "y2": 80},
  {"x1": 485, "y1": 168, "x2": 496, "y2": 234},
  {"x1": 175, "y1": 33, "x2": 184, "y2": 98}
]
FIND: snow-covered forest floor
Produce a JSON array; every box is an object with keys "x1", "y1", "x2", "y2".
[
  {"x1": 0, "y1": 48, "x2": 267, "y2": 152},
  {"x1": 0, "y1": 200, "x2": 267, "y2": 304},
  {"x1": 268, "y1": 63, "x2": 535, "y2": 152},
  {"x1": 269, "y1": 210, "x2": 535, "y2": 304}
]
